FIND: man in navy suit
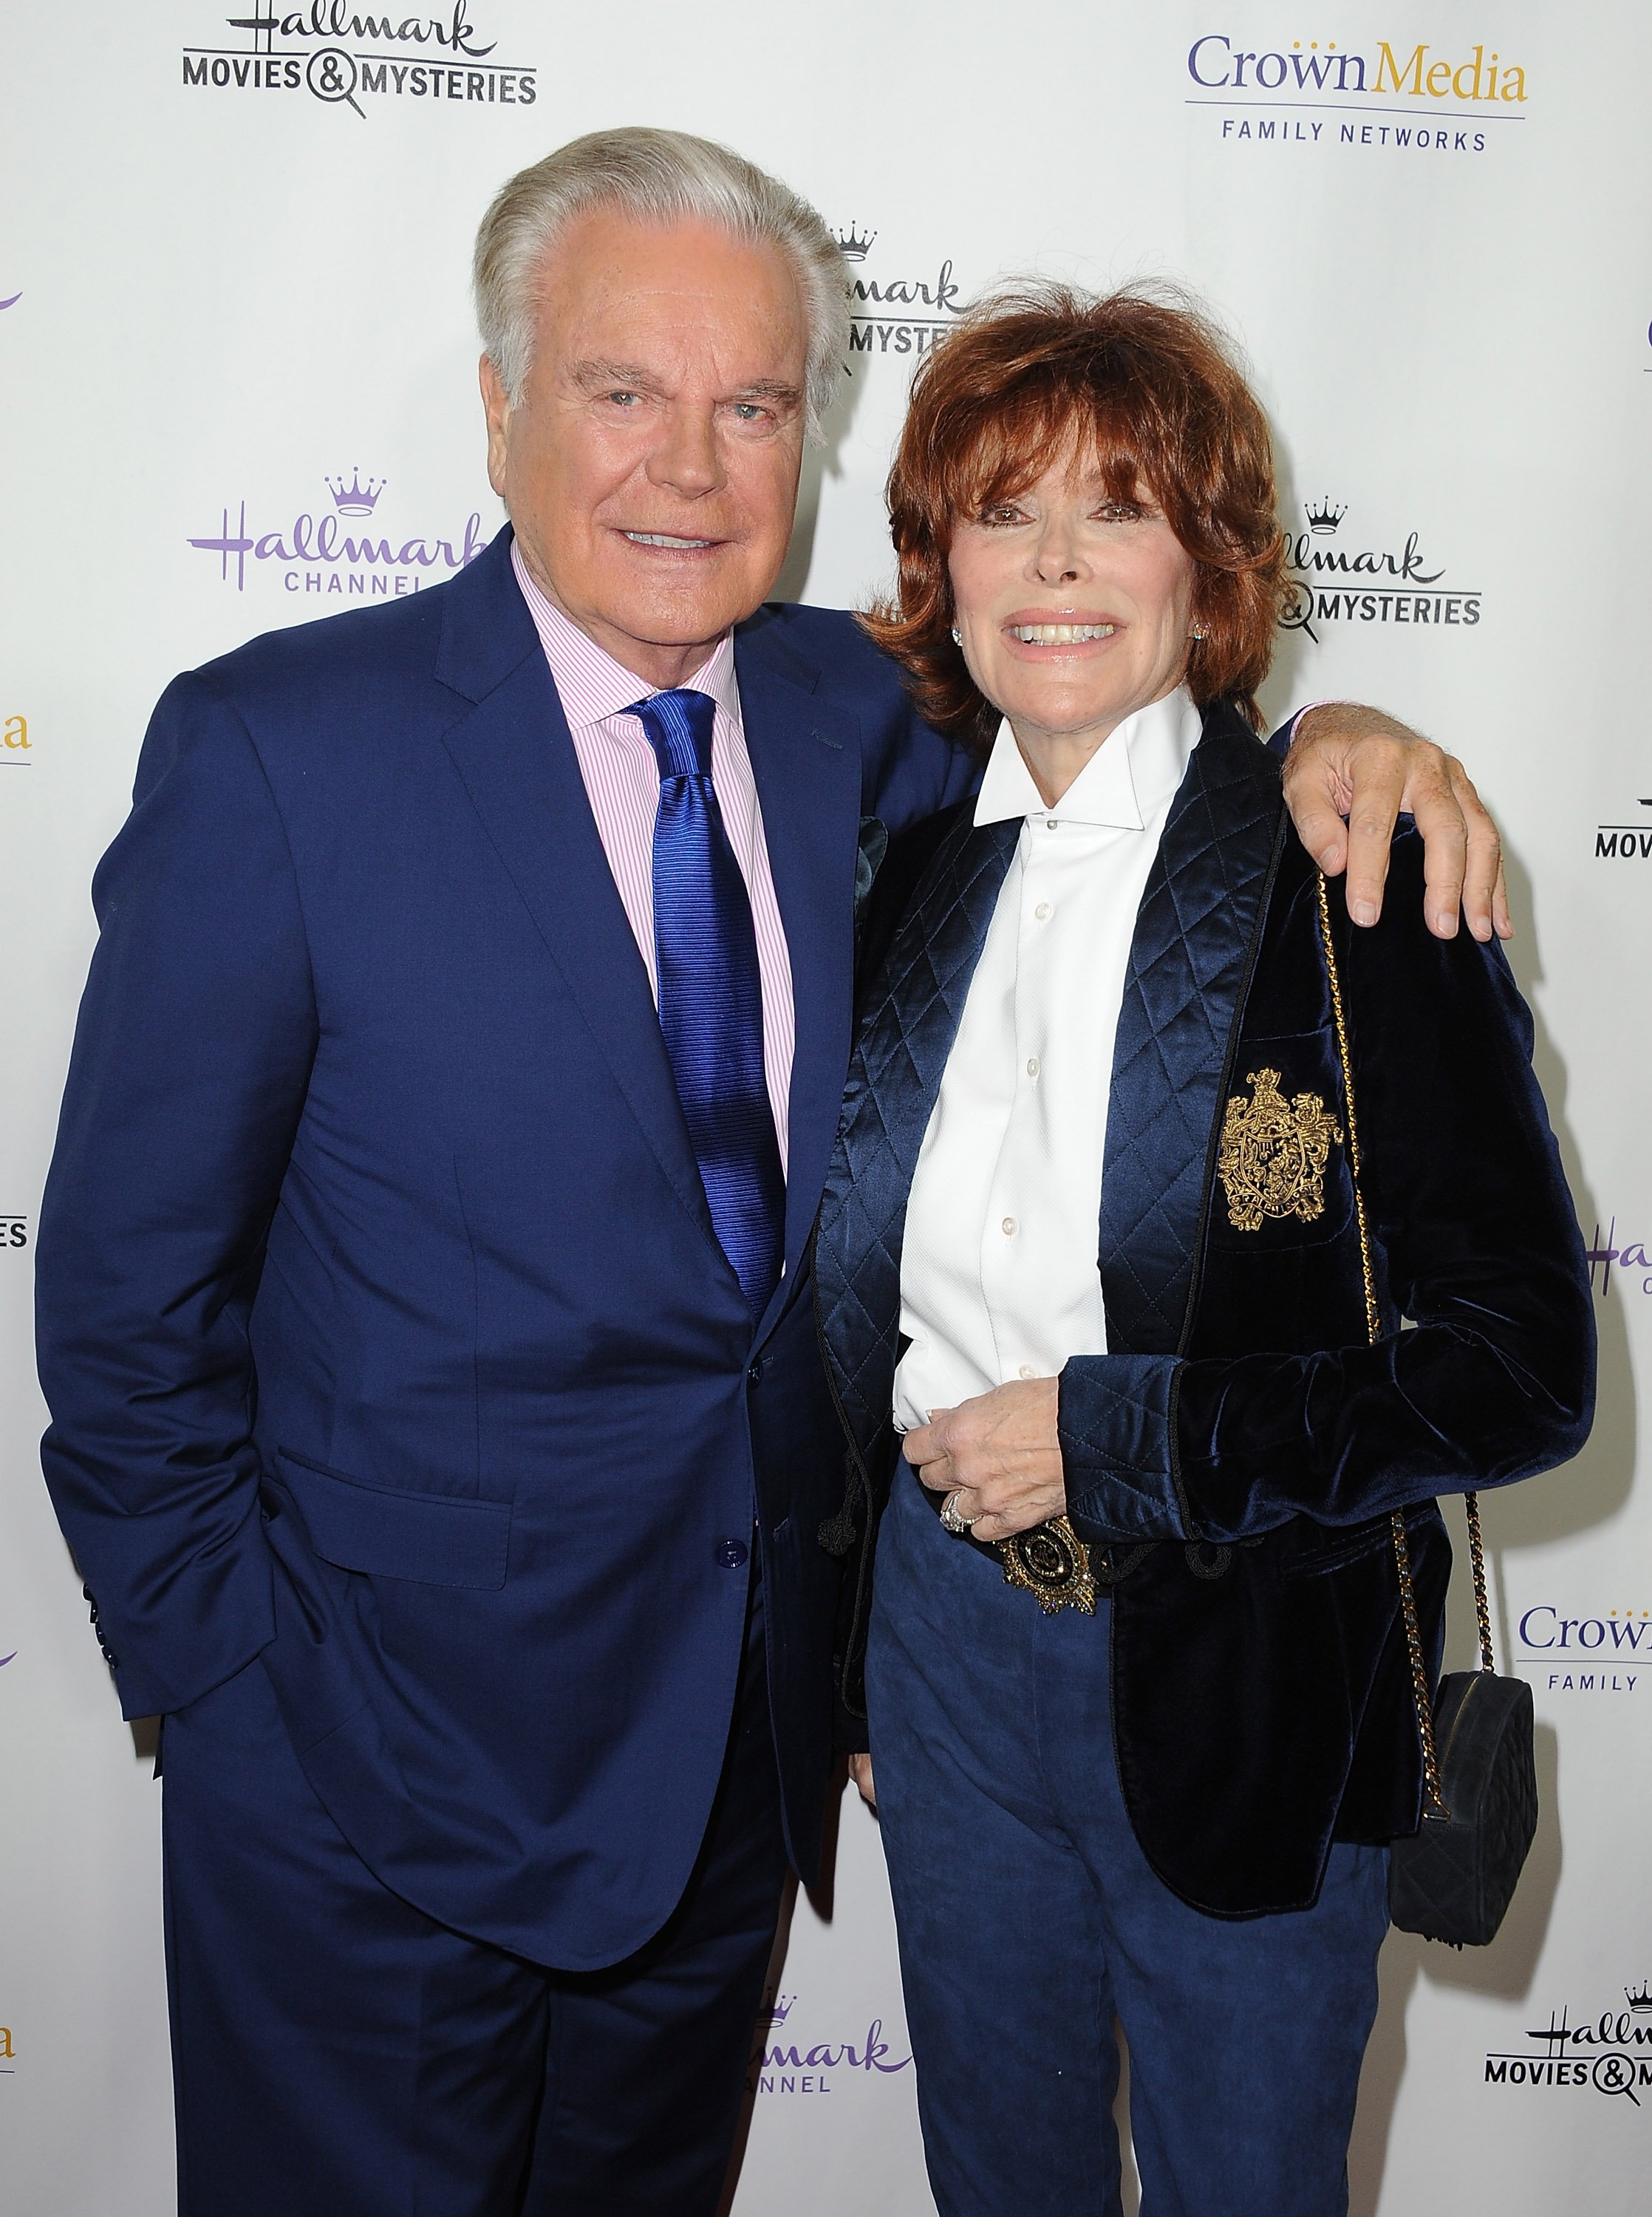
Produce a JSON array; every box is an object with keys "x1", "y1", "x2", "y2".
[{"x1": 35, "y1": 128, "x2": 1506, "y2": 2215}]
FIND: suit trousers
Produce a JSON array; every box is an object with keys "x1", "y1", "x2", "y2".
[
  {"x1": 865, "y1": 1467, "x2": 1390, "y2": 2217},
  {"x1": 160, "y1": 1577, "x2": 787, "y2": 2216}
]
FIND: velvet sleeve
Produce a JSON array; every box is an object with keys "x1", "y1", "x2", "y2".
[{"x1": 1059, "y1": 837, "x2": 1596, "y2": 1547}]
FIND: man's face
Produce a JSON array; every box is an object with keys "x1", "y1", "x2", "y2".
[{"x1": 481, "y1": 208, "x2": 810, "y2": 687}]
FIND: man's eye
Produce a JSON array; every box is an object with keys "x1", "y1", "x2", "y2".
[
  {"x1": 732, "y1": 402, "x2": 771, "y2": 423},
  {"x1": 606, "y1": 390, "x2": 640, "y2": 407}
]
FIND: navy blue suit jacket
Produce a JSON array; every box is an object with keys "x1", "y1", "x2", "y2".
[{"x1": 35, "y1": 527, "x2": 975, "y2": 1969}]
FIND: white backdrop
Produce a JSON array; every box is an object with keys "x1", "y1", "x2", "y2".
[{"x1": 1, "y1": 4, "x2": 1649, "y2": 2210}]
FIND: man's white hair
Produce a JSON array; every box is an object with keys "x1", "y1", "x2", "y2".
[{"x1": 474, "y1": 126, "x2": 849, "y2": 439}]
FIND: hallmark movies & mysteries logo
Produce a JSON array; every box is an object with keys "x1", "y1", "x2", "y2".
[
  {"x1": 188, "y1": 470, "x2": 487, "y2": 596},
  {"x1": 0, "y1": 1217, "x2": 28, "y2": 1250},
  {"x1": 1, "y1": 715, "x2": 30, "y2": 764},
  {"x1": 183, "y1": 6, "x2": 536, "y2": 115},
  {"x1": 1281, "y1": 499, "x2": 1481, "y2": 641},
  {"x1": 836, "y1": 223, "x2": 969, "y2": 368},
  {"x1": 1188, "y1": 33, "x2": 1526, "y2": 157},
  {"x1": 1594, "y1": 799, "x2": 1652, "y2": 862},
  {"x1": 1487, "y1": 1982, "x2": 1652, "y2": 2102}
]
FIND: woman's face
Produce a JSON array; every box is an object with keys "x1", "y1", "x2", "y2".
[{"x1": 946, "y1": 452, "x2": 1198, "y2": 750}]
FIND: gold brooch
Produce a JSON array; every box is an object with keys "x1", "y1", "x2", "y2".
[
  {"x1": 1217, "y1": 1068, "x2": 1344, "y2": 1233},
  {"x1": 995, "y1": 1516, "x2": 1097, "y2": 1616}
]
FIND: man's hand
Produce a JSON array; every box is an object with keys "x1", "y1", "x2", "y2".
[
  {"x1": 847, "y1": 1752, "x2": 877, "y2": 1809},
  {"x1": 1283, "y1": 704, "x2": 1511, "y2": 944},
  {"x1": 902, "y1": 1377, "x2": 1066, "y2": 1544}
]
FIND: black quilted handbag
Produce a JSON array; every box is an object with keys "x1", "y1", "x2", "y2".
[{"x1": 1317, "y1": 876, "x2": 1537, "y2": 1949}]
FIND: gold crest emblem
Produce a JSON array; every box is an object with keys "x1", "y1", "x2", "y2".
[
  {"x1": 997, "y1": 1516, "x2": 1097, "y2": 1616},
  {"x1": 1217, "y1": 1068, "x2": 1343, "y2": 1233}
]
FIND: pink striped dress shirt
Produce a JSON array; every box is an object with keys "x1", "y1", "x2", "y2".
[{"x1": 511, "y1": 540, "x2": 796, "y2": 1173}]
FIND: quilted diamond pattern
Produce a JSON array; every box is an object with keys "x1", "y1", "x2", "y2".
[
  {"x1": 1099, "y1": 713, "x2": 1284, "y2": 1357},
  {"x1": 816, "y1": 814, "x2": 1020, "y2": 1463},
  {"x1": 1388, "y1": 1669, "x2": 1537, "y2": 1947}
]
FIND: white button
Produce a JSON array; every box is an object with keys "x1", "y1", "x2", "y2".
[
  {"x1": 1001, "y1": 1216, "x2": 1017, "y2": 1237},
  {"x1": 1034, "y1": 902, "x2": 1051, "y2": 921},
  {"x1": 1045, "y1": 818, "x2": 1060, "y2": 831},
  {"x1": 1025, "y1": 1056, "x2": 1040, "y2": 1078},
  {"x1": 1019, "y1": 1363, "x2": 1037, "y2": 1380}
]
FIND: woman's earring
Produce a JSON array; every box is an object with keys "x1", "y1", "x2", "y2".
[
  {"x1": 1190, "y1": 625, "x2": 1208, "y2": 641},
  {"x1": 950, "y1": 626, "x2": 962, "y2": 646}
]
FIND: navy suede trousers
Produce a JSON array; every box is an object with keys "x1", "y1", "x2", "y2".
[
  {"x1": 160, "y1": 1583, "x2": 786, "y2": 2216},
  {"x1": 866, "y1": 1468, "x2": 1390, "y2": 2217}
]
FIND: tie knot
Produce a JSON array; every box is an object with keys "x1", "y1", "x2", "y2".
[{"x1": 632, "y1": 688, "x2": 717, "y2": 781}]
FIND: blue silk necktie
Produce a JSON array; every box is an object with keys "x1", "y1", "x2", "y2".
[{"x1": 631, "y1": 688, "x2": 785, "y2": 1318}]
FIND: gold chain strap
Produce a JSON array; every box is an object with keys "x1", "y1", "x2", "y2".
[{"x1": 1312, "y1": 875, "x2": 1498, "y2": 1822}]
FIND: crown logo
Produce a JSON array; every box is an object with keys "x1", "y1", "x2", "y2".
[
  {"x1": 324, "y1": 468, "x2": 386, "y2": 516},
  {"x1": 834, "y1": 222, "x2": 876, "y2": 262},
  {"x1": 760, "y1": 1990, "x2": 796, "y2": 2024},
  {"x1": 1304, "y1": 496, "x2": 1347, "y2": 536},
  {"x1": 1628, "y1": 1981, "x2": 1652, "y2": 2014}
]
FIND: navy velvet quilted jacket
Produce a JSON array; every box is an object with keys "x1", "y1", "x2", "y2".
[{"x1": 814, "y1": 699, "x2": 1594, "y2": 1917}]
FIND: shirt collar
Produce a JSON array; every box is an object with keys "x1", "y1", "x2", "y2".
[
  {"x1": 972, "y1": 686, "x2": 1204, "y2": 830},
  {"x1": 511, "y1": 537, "x2": 741, "y2": 732}
]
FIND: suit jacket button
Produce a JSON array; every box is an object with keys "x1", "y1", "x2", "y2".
[
  {"x1": 716, "y1": 1538, "x2": 749, "y2": 1570},
  {"x1": 747, "y1": 1359, "x2": 765, "y2": 1387}
]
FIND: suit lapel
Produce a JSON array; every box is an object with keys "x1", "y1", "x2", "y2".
[
  {"x1": 734, "y1": 617, "x2": 867, "y2": 1307},
  {"x1": 434, "y1": 545, "x2": 722, "y2": 1265},
  {"x1": 815, "y1": 811, "x2": 1021, "y2": 1459},
  {"x1": 1099, "y1": 703, "x2": 1287, "y2": 1356}
]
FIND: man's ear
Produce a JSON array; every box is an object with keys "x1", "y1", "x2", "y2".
[{"x1": 479, "y1": 354, "x2": 512, "y2": 500}]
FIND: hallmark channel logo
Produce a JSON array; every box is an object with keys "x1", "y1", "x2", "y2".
[
  {"x1": 1516, "y1": 1603, "x2": 1649, "y2": 1695},
  {"x1": 1585, "y1": 1219, "x2": 1652, "y2": 1300},
  {"x1": 188, "y1": 471, "x2": 488, "y2": 596},
  {"x1": 0, "y1": 1216, "x2": 28, "y2": 1250},
  {"x1": 746, "y1": 1987, "x2": 912, "y2": 2098},
  {"x1": 1, "y1": 714, "x2": 29, "y2": 765},
  {"x1": 0, "y1": 2022, "x2": 13, "y2": 2078},
  {"x1": 1189, "y1": 35, "x2": 1525, "y2": 157},
  {"x1": 1594, "y1": 800, "x2": 1652, "y2": 862},
  {"x1": 182, "y1": 6, "x2": 536, "y2": 116},
  {"x1": 0, "y1": 287, "x2": 19, "y2": 312},
  {"x1": 836, "y1": 223, "x2": 969, "y2": 369},
  {"x1": 1280, "y1": 500, "x2": 1481, "y2": 641},
  {"x1": 1487, "y1": 1983, "x2": 1652, "y2": 2102}
]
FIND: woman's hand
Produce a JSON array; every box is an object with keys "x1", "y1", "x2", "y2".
[
  {"x1": 902, "y1": 1377, "x2": 1066, "y2": 1543},
  {"x1": 1283, "y1": 704, "x2": 1510, "y2": 944},
  {"x1": 847, "y1": 1752, "x2": 877, "y2": 1809}
]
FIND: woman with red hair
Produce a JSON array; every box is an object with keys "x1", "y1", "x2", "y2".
[{"x1": 813, "y1": 285, "x2": 1591, "y2": 2215}]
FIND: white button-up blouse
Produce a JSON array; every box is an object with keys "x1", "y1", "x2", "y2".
[{"x1": 892, "y1": 687, "x2": 1203, "y2": 1433}]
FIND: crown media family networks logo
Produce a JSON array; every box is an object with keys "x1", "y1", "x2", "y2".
[
  {"x1": 188, "y1": 471, "x2": 486, "y2": 596},
  {"x1": 1515, "y1": 1601, "x2": 1650, "y2": 1696},
  {"x1": 182, "y1": 5, "x2": 535, "y2": 115},
  {"x1": 1187, "y1": 30, "x2": 1528, "y2": 157},
  {"x1": 1487, "y1": 1981, "x2": 1652, "y2": 2103},
  {"x1": 1281, "y1": 499, "x2": 1481, "y2": 641},
  {"x1": 747, "y1": 1989, "x2": 912, "y2": 2099}
]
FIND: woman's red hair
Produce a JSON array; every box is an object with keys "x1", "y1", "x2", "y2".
[{"x1": 861, "y1": 283, "x2": 1288, "y2": 740}]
